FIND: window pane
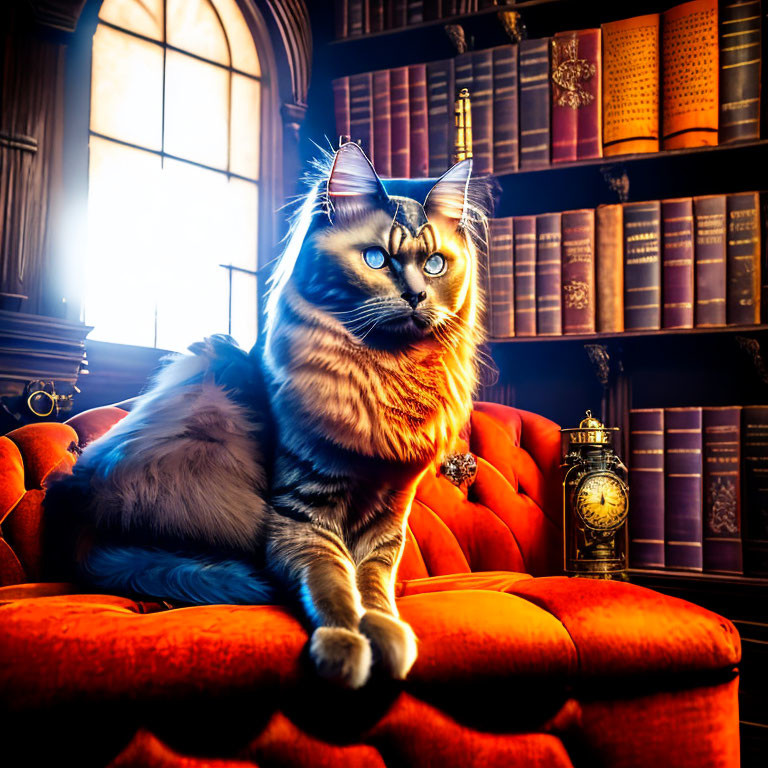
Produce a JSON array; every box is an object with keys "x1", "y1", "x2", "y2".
[
  {"x1": 230, "y1": 74, "x2": 260, "y2": 179},
  {"x1": 86, "y1": 137, "x2": 162, "y2": 347},
  {"x1": 220, "y1": 177, "x2": 259, "y2": 271},
  {"x1": 90, "y1": 25, "x2": 163, "y2": 149},
  {"x1": 210, "y1": 0, "x2": 261, "y2": 76},
  {"x1": 164, "y1": 51, "x2": 229, "y2": 170},
  {"x1": 230, "y1": 270, "x2": 258, "y2": 351},
  {"x1": 99, "y1": 0, "x2": 163, "y2": 41},
  {"x1": 166, "y1": 0, "x2": 230, "y2": 65}
]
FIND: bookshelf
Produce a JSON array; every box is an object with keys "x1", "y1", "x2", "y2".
[{"x1": 307, "y1": 3, "x2": 768, "y2": 761}]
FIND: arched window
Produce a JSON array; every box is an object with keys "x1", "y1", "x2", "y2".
[{"x1": 85, "y1": 0, "x2": 263, "y2": 352}]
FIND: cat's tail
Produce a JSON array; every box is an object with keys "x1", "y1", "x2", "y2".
[{"x1": 80, "y1": 546, "x2": 275, "y2": 606}]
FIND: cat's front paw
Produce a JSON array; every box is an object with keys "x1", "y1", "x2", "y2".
[
  {"x1": 359, "y1": 610, "x2": 418, "y2": 680},
  {"x1": 309, "y1": 626, "x2": 372, "y2": 689}
]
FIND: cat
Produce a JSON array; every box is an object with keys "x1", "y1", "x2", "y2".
[{"x1": 44, "y1": 142, "x2": 492, "y2": 689}]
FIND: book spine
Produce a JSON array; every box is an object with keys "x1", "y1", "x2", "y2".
[
  {"x1": 535, "y1": 212, "x2": 562, "y2": 335},
  {"x1": 561, "y1": 209, "x2": 596, "y2": 334},
  {"x1": 407, "y1": 0, "x2": 424, "y2": 24},
  {"x1": 423, "y1": 0, "x2": 441, "y2": 21},
  {"x1": 662, "y1": 0, "x2": 719, "y2": 150},
  {"x1": 551, "y1": 33, "x2": 578, "y2": 163},
  {"x1": 727, "y1": 191, "x2": 761, "y2": 325},
  {"x1": 664, "y1": 407, "x2": 704, "y2": 572},
  {"x1": 370, "y1": 0, "x2": 385, "y2": 32},
  {"x1": 742, "y1": 406, "x2": 768, "y2": 576},
  {"x1": 703, "y1": 407, "x2": 743, "y2": 574},
  {"x1": 426, "y1": 59, "x2": 453, "y2": 176},
  {"x1": 372, "y1": 70, "x2": 392, "y2": 177},
  {"x1": 596, "y1": 204, "x2": 624, "y2": 333},
  {"x1": 623, "y1": 201, "x2": 662, "y2": 331},
  {"x1": 629, "y1": 409, "x2": 665, "y2": 568},
  {"x1": 492, "y1": 45, "x2": 519, "y2": 174},
  {"x1": 513, "y1": 216, "x2": 537, "y2": 336},
  {"x1": 389, "y1": 67, "x2": 410, "y2": 177},
  {"x1": 519, "y1": 38, "x2": 551, "y2": 169},
  {"x1": 335, "y1": 0, "x2": 349, "y2": 39},
  {"x1": 332, "y1": 76, "x2": 351, "y2": 140},
  {"x1": 719, "y1": 0, "x2": 762, "y2": 144},
  {"x1": 392, "y1": 0, "x2": 408, "y2": 28},
  {"x1": 488, "y1": 218, "x2": 515, "y2": 338},
  {"x1": 574, "y1": 28, "x2": 602, "y2": 160},
  {"x1": 602, "y1": 13, "x2": 660, "y2": 156},
  {"x1": 349, "y1": 72, "x2": 373, "y2": 159},
  {"x1": 470, "y1": 49, "x2": 494, "y2": 174},
  {"x1": 694, "y1": 195, "x2": 727, "y2": 327},
  {"x1": 661, "y1": 197, "x2": 695, "y2": 329},
  {"x1": 408, "y1": 64, "x2": 429, "y2": 178},
  {"x1": 349, "y1": 0, "x2": 364, "y2": 36}
]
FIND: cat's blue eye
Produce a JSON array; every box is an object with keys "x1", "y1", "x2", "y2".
[
  {"x1": 424, "y1": 253, "x2": 446, "y2": 276},
  {"x1": 362, "y1": 246, "x2": 387, "y2": 269}
]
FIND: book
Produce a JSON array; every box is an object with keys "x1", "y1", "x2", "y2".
[
  {"x1": 694, "y1": 195, "x2": 727, "y2": 327},
  {"x1": 718, "y1": 0, "x2": 762, "y2": 144},
  {"x1": 519, "y1": 38, "x2": 551, "y2": 169},
  {"x1": 513, "y1": 216, "x2": 537, "y2": 336},
  {"x1": 661, "y1": 197, "x2": 695, "y2": 329},
  {"x1": 332, "y1": 76, "x2": 351, "y2": 142},
  {"x1": 349, "y1": 0, "x2": 364, "y2": 36},
  {"x1": 561, "y1": 209, "x2": 596, "y2": 334},
  {"x1": 492, "y1": 45, "x2": 519, "y2": 174},
  {"x1": 595, "y1": 204, "x2": 624, "y2": 333},
  {"x1": 551, "y1": 29, "x2": 602, "y2": 163},
  {"x1": 372, "y1": 70, "x2": 392, "y2": 177},
  {"x1": 488, "y1": 218, "x2": 515, "y2": 338},
  {"x1": 426, "y1": 59, "x2": 454, "y2": 176},
  {"x1": 535, "y1": 213, "x2": 562, "y2": 335},
  {"x1": 623, "y1": 201, "x2": 662, "y2": 331},
  {"x1": 629, "y1": 409, "x2": 665, "y2": 569},
  {"x1": 408, "y1": 64, "x2": 429, "y2": 178},
  {"x1": 703, "y1": 406, "x2": 743, "y2": 574},
  {"x1": 470, "y1": 49, "x2": 494, "y2": 174},
  {"x1": 662, "y1": 0, "x2": 719, "y2": 150},
  {"x1": 726, "y1": 192, "x2": 761, "y2": 325},
  {"x1": 349, "y1": 72, "x2": 374, "y2": 159},
  {"x1": 742, "y1": 405, "x2": 768, "y2": 576},
  {"x1": 390, "y1": 67, "x2": 410, "y2": 177},
  {"x1": 664, "y1": 407, "x2": 704, "y2": 572},
  {"x1": 602, "y1": 14, "x2": 660, "y2": 156},
  {"x1": 335, "y1": 0, "x2": 348, "y2": 39},
  {"x1": 407, "y1": 0, "x2": 424, "y2": 24}
]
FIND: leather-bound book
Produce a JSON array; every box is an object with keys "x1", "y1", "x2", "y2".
[
  {"x1": 370, "y1": 0, "x2": 385, "y2": 32},
  {"x1": 694, "y1": 195, "x2": 727, "y2": 327},
  {"x1": 349, "y1": 72, "x2": 374, "y2": 159},
  {"x1": 726, "y1": 192, "x2": 761, "y2": 326},
  {"x1": 629, "y1": 409, "x2": 665, "y2": 569},
  {"x1": 519, "y1": 38, "x2": 551, "y2": 170},
  {"x1": 551, "y1": 29, "x2": 602, "y2": 163},
  {"x1": 392, "y1": 0, "x2": 407, "y2": 28},
  {"x1": 623, "y1": 201, "x2": 662, "y2": 331},
  {"x1": 602, "y1": 14, "x2": 660, "y2": 156},
  {"x1": 703, "y1": 407, "x2": 743, "y2": 574},
  {"x1": 372, "y1": 70, "x2": 392, "y2": 177},
  {"x1": 349, "y1": 0, "x2": 364, "y2": 36},
  {"x1": 513, "y1": 216, "x2": 537, "y2": 336},
  {"x1": 407, "y1": 0, "x2": 424, "y2": 24},
  {"x1": 662, "y1": 0, "x2": 719, "y2": 149},
  {"x1": 661, "y1": 197, "x2": 695, "y2": 329},
  {"x1": 408, "y1": 64, "x2": 429, "y2": 178},
  {"x1": 389, "y1": 67, "x2": 410, "y2": 177},
  {"x1": 335, "y1": 0, "x2": 348, "y2": 39},
  {"x1": 492, "y1": 45, "x2": 519, "y2": 175},
  {"x1": 470, "y1": 49, "x2": 494, "y2": 174},
  {"x1": 664, "y1": 407, "x2": 704, "y2": 572},
  {"x1": 561, "y1": 209, "x2": 596, "y2": 334},
  {"x1": 488, "y1": 218, "x2": 515, "y2": 338},
  {"x1": 719, "y1": 0, "x2": 762, "y2": 144},
  {"x1": 535, "y1": 213, "x2": 562, "y2": 335},
  {"x1": 742, "y1": 405, "x2": 768, "y2": 576},
  {"x1": 596, "y1": 204, "x2": 624, "y2": 333},
  {"x1": 426, "y1": 59, "x2": 454, "y2": 176},
  {"x1": 332, "y1": 76, "x2": 351, "y2": 140}
]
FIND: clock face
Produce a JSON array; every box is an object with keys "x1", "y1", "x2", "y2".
[{"x1": 575, "y1": 472, "x2": 628, "y2": 530}]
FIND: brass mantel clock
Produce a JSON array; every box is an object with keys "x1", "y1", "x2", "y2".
[{"x1": 562, "y1": 411, "x2": 629, "y2": 579}]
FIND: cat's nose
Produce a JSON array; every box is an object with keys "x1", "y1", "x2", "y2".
[{"x1": 402, "y1": 290, "x2": 427, "y2": 309}]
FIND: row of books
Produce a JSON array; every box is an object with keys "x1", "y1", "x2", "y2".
[
  {"x1": 486, "y1": 192, "x2": 763, "y2": 338},
  {"x1": 335, "y1": 1, "x2": 494, "y2": 39},
  {"x1": 332, "y1": 0, "x2": 763, "y2": 177},
  {"x1": 629, "y1": 405, "x2": 768, "y2": 577}
]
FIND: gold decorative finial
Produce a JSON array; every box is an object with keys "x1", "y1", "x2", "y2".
[
  {"x1": 498, "y1": 10, "x2": 524, "y2": 43},
  {"x1": 454, "y1": 88, "x2": 473, "y2": 163}
]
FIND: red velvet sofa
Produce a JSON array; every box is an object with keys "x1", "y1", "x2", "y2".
[{"x1": 0, "y1": 402, "x2": 740, "y2": 767}]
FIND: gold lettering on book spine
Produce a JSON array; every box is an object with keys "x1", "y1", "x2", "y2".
[
  {"x1": 551, "y1": 36, "x2": 595, "y2": 109},
  {"x1": 454, "y1": 88, "x2": 473, "y2": 162}
]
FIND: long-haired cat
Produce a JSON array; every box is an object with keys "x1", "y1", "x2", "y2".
[{"x1": 44, "y1": 143, "x2": 492, "y2": 689}]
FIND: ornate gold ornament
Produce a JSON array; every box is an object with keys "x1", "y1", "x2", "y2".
[
  {"x1": 707, "y1": 477, "x2": 738, "y2": 535},
  {"x1": 551, "y1": 36, "x2": 596, "y2": 110},
  {"x1": 563, "y1": 280, "x2": 590, "y2": 310}
]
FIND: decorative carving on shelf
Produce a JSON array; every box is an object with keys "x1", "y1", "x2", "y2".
[
  {"x1": 584, "y1": 343, "x2": 611, "y2": 387},
  {"x1": 734, "y1": 335, "x2": 768, "y2": 385},
  {"x1": 25, "y1": 0, "x2": 88, "y2": 32},
  {"x1": 498, "y1": 11, "x2": 525, "y2": 44},
  {"x1": 264, "y1": 0, "x2": 312, "y2": 106},
  {"x1": 600, "y1": 165, "x2": 630, "y2": 202},
  {"x1": 444, "y1": 24, "x2": 467, "y2": 54}
]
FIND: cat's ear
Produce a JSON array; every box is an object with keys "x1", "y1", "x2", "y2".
[
  {"x1": 423, "y1": 159, "x2": 473, "y2": 227},
  {"x1": 326, "y1": 142, "x2": 391, "y2": 225}
]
